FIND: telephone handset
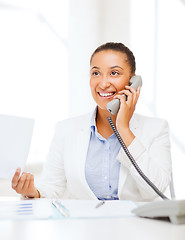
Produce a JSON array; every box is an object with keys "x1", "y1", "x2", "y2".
[{"x1": 106, "y1": 75, "x2": 143, "y2": 115}]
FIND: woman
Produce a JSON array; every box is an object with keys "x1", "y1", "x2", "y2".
[{"x1": 11, "y1": 42, "x2": 172, "y2": 201}]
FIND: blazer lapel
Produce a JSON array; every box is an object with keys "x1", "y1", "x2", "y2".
[{"x1": 75, "y1": 111, "x2": 97, "y2": 199}]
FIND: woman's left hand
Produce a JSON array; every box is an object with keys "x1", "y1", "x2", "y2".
[{"x1": 115, "y1": 85, "x2": 141, "y2": 143}]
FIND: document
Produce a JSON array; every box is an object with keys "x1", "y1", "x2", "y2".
[
  {"x1": 0, "y1": 199, "x2": 138, "y2": 220},
  {"x1": 54, "y1": 200, "x2": 138, "y2": 218},
  {"x1": 0, "y1": 114, "x2": 34, "y2": 179},
  {"x1": 0, "y1": 199, "x2": 53, "y2": 220}
]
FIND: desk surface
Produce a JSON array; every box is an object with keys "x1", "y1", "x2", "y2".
[
  {"x1": 1, "y1": 217, "x2": 185, "y2": 240},
  {"x1": 0, "y1": 198, "x2": 185, "y2": 240}
]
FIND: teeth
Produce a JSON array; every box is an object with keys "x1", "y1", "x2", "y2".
[{"x1": 99, "y1": 92, "x2": 114, "y2": 97}]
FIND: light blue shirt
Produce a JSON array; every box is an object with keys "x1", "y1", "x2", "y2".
[{"x1": 85, "y1": 110, "x2": 121, "y2": 200}]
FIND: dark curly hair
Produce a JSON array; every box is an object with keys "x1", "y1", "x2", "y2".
[{"x1": 90, "y1": 42, "x2": 136, "y2": 74}]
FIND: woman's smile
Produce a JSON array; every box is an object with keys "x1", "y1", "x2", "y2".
[{"x1": 98, "y1": 91, "x2": 116, "y2": 98}]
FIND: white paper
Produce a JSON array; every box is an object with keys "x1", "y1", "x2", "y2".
[
  {"x1": 0, "y1": 199, "x2": 53, "y2": 220},
  {"x1": 56, "y1": 200, "x2": 138, "y2": 218},
  {"x1": 0, "y1": 199, "x2": 138, "y2": 220},
  {"x1": 0, "y1": 114, "x2": 34, "y2": 179}
]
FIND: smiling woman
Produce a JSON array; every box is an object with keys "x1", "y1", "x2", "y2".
[
  {"x1": 90, "y1": 51, "x2": 131, "y2": 107},
  {"x1": 11, "y1": 42, "x2": 172, "y2": 202},
  {"x1": 89, "y1": 47, "x2": 137, "y2": 144}
]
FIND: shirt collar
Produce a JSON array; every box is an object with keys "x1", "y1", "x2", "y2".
[
  {"x1": 89, "y1": 106, "x2": 110, "y2": 141},
  {"x1": 89, "y1": 106, "x2": 139, "y2": 140}
]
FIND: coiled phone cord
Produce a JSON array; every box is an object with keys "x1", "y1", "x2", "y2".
[{"x1": 107, "y1": 114, "x2": 168, "y2": 200}]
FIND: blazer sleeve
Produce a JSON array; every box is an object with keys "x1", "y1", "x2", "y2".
[{"x1": 117, "y1": 118, "x2": 172, "y2": 200}]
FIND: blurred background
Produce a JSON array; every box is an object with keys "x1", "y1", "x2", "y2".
[{"x1": 0, "y1": 0, "x2": 185, "y2": 199}]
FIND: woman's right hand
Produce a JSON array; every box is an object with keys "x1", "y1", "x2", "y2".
[{"x1": 11, "y1": 168, "x2": 40, "y2": 198}]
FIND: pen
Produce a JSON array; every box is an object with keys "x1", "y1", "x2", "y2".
[
  {"x1": 52, "y1": 200, "x2": 69, "y2": 217},
  {"x1": 95, "y1": 201, "x2": 105, "y2": 208}
]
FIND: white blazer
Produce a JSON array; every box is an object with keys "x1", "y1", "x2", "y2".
[{"x1": 37, "y1": 110, "x2": 172, "y2": 201}]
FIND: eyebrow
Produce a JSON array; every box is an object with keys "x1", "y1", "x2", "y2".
[
  {"x1": 91, "y1": 66, "x2": 100, "y2": 70},
  {"x1": 110, "y1": 65, "x2": 123, "y2": 70},
  {"x1": 91, "y1": 65, "x2": 123, "y2": 70}
]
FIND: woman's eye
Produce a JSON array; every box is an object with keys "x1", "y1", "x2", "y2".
[
  {"x1": 92, "y1": 71, "x2": 100, "y2": 76},
  {"x1": 111, "y1": 71, "x2": 119, "y2": 76}
]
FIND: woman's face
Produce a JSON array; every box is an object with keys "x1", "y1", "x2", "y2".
[{"x1": 90, "y1": 50, "x2": 133, "y2": 112}]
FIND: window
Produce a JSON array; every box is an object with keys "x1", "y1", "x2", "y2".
[{"x1": 0, "y1": 1, "x2": 69, "y2": 164}]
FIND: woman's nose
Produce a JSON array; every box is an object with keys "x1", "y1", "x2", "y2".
[{"x1": 99, "y1": 76, "x2": 111, "y2": 88}]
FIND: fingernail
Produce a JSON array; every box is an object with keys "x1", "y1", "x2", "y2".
[{"x1": 17, "y1": 168, "x2": 21, "y2": 172}]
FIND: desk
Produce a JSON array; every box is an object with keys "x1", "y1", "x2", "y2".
[
  {"x1": 1, "y1": 217, "x2": 185, "y2": 240},
  {"x1": 0, "y1": 198, "x2": 185, "y2": 240}
]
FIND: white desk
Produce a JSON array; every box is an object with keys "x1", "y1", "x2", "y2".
[
  {"x1": 1, "y1": 217, "x2": 185, "y2": 240},
  {"x1": 0, "y1": 198, "x2": 185, "y2": 240}
]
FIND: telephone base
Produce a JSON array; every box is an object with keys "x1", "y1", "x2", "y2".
[{"x1": 132, "y1": 199, "x2": 185, "y2": 224}]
